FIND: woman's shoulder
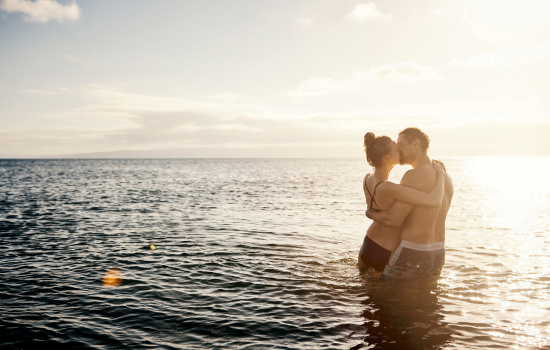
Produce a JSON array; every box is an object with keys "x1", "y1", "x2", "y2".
[
  {"x1": 365, "y1": 174, "x2": 395, "y2": 186},
  {"x1": 363, "y1": 173, "x2": 371, "y2": 188},
  {"x1": 375, "y1": 180, "x2": 398, "y2": 194}
]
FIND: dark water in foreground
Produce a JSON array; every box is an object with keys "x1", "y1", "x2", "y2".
[{"x1": 1, "y1": 158, "x2": 550, "y2": 349}]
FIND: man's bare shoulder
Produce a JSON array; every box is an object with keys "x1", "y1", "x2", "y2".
[
  {"x1": 445, "y1": 172, "x2": 454, "y2": 197},
  {"x1": 400, "y1": 169, "x2": 422, "y2": 187},
  {"x1": 400, "y1": 165, "x2": 436, "y2": 192}
]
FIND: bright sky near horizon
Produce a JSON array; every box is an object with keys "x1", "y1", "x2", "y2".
[{"x1": 1, "y1": 0, "x2": 549, "y2": 157}]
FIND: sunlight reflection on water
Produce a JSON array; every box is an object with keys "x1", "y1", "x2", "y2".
[{"x1": 438, "y1": 157, "x2": 550, "y2": 349}]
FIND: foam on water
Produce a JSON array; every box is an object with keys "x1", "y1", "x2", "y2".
[{"x1": 1, "y1": 158, "x2": 549, "y2": 349}]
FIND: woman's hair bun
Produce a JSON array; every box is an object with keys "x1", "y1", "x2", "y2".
[
  {"x1": 364, "y1": 132, "x2": 392, "y2": 167},
  {"x1": 364, "y1": 132, "x2": 376, "y2": 151}
]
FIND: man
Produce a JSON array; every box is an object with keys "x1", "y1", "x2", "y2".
[{"x1": 366, "y1": 127, "x2": 453, "y2": 279}]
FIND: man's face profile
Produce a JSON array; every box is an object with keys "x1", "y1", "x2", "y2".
[{"x1": 397, "y1": 135, "x2": 413, "y2": 165}]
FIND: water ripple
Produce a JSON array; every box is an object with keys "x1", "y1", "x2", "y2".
[{"x1": 1, "y1": 158, "x2": 550, "y2": 349}]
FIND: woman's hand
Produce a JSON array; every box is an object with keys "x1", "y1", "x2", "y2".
[{"x1": 432, "y1": 159, "x2": 446, "y2": 175}]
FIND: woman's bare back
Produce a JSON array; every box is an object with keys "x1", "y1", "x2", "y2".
[{"x1": 363, "y1": 174, "x2": 402, "y2": 251}]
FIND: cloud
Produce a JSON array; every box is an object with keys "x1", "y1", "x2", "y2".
[
  {"x1": 0, "y1": 0, "x2": 80, "y2": 23},
  {"x1": 345, "y1": 3, "x2": 392, "y2": 21},
  {"x1": 297, "y1": 16, "x2": 313, "y2": 26},
  {"x1": 367, "y1": 96, "x2": 547, "y2": 124},
  {"x1": 1, "y1": 86, "x2": 365, "y2": 155},
  {"x1": 4, "y1": 86, "x2": 548, "y2": 157},
  {"x1": 288, "y1": 62, "x2": 441, "y2": 97},
  {"x1": 288, "y1": 74, "x2": 366, "y2": 97},
  {"x1": 369, "y1": 62, "x2": 441, "y2": 83},
  {"x1": 449, "y1": 40, "x2": 550, "y2": 68},
  {"x1": 209, "y1": 92, "x2": 244, "y2": 103},
  {"x1": 63, "y1": 54, "x2": 88, "y2": 64}
]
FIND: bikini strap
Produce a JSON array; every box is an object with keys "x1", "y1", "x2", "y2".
[
  {"x1": 364, "y1": 175, "x2": 384, "y2": 211},
  {"x1": 373, "y1": 180, "x2": 384, "y2": 194},
  {"x1": 370, "y1": 181, "x2": 384, "y2": 210}
]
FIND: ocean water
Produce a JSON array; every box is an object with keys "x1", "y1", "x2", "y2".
[{"x1": 1, "y1": 158, "x2": 550, "y2": 350}]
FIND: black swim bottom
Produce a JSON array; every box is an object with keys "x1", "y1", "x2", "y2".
[
  {"x1": 359, "y1": 235, "x2": 392, "y2": 272},
  {"x1": 382, "y1": 240, "x2": 445, "y2": 280}
]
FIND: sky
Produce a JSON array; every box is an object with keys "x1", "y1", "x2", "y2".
[{"x1": 1, "y1": 0, "x2": 549, "y2": 157}]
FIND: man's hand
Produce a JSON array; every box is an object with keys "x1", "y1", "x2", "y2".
[
  {"x1": 365, "y1": 209, "x2": 374, "y2": 220},
  {"x1": 365, "y1": 208, "x2": 396, "y2": 227}
]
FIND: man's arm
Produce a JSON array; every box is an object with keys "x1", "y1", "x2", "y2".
[{"x1": 365, "y1": 170, "x2": 420, "y2": 227}]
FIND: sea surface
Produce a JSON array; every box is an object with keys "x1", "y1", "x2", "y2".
[{"x1": 1, "y1": 158, "x2": 550, "y2": 349}]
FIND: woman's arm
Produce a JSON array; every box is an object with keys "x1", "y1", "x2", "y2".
[{"x1": 379, "y1": 161, "x2": 446, "y2": 207}]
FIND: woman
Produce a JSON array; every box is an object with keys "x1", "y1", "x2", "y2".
[{"x1": 358, "y1": 132, "x2": 445, "y2": 271}]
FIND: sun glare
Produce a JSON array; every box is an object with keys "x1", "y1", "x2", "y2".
[
  {"x1": 469, "y1": 157, "x2": 550, "y2": 231},
  {"x1": 465, "y1": 0, "x2": 550, "y2": 42},
  {"x1": 471, "y1": 157, "x2": 550, "y2": 196},
  {"x1": 102, "y1": 268, "x2": 123, "y2": 288}
]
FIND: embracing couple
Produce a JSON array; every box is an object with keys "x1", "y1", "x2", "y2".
[{"x1": 358, "y1": 127, "x2": 454, "y2": 280}]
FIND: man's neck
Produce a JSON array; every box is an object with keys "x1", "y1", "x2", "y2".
[{"x1": 410, "y1": 152, "x2": 431, "y2": 169}]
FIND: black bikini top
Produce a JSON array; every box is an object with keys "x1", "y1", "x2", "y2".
[{"x1": 363, "y1": 174, "x2": 384, "y2": 212}]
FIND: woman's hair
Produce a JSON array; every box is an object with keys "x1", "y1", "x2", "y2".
[{"x1": 363, "y1": 132, "x2": 392, "y2": 168}]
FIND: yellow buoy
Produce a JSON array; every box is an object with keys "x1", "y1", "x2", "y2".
[
  {"x1": 150, "y1": 244, "x2": 156, "y2": 250},
  {"x1": 102, "y1": 268, "x2": 122, "y2": 288}
]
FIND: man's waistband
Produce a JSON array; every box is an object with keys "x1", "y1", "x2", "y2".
[{"x1": 400, "y1": 240, "x2": 445, "y2": 251}]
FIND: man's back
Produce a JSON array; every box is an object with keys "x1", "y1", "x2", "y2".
[
  {"x1": 399, "y1": 163, "x2": 439, "y2": 243},
  {"x1": 399, "y1": 163, "x2": 454, "y2": 243},
  {"x1": 434, "y1": 172, "x2": 454, "y2": 242}
]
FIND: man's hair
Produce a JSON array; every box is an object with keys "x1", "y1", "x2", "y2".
[{"x1": 399, "y1": 127, "x2": 430, "y2": 152}]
